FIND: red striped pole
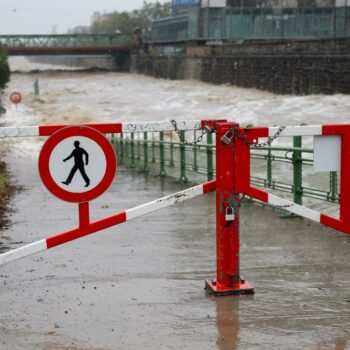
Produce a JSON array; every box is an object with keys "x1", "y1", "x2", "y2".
[
  {"x1": 0, "y1": 181, "x2": 216, "y2": 266},
  {"x1": 205, "y1": 121, "x2": 254, "y2": 296}
]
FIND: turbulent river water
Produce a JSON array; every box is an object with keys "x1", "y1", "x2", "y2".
[
  {"x1": 4, "y1": 57, "x2": 350, "y2": 143},
  {"x1": 0, "y1": 57, "x2": 350, "y2": 350}
]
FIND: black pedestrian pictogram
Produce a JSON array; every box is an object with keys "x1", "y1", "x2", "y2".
[{"x1": 62, "y1": 141, "x2": 90, "y2": 187}]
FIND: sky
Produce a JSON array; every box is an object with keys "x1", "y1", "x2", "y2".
[{"x1": 0, "y1": 0, "x2": 168, "y2": 35}]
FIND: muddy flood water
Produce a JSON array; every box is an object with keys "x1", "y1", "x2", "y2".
[{"x1": 0, "y1": 57, "x2": 349, "y2": 349}]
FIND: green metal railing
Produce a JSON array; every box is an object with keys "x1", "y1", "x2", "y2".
[
  {"x1": 150, "y1": 6, "x2": 350, "y2": 43},
  {"x1": 110, "y1": 130, "x2": 340, "y2": 218}
]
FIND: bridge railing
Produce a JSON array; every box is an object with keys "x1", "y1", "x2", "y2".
[{"x1": 0, "y1": 34, "x2": 132, "y2": 48}]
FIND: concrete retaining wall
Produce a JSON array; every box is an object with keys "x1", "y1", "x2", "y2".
[{"x1": 131, "y1": 38, "x2": 350, "y2": 95}]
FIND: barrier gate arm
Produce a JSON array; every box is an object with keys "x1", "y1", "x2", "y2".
[
  {"x1": 0, "y1": 120, "x2": 205, "y2": 138},
  {"x1": 238, "y1": 123, "x2": 350, "y2": 235},
  {"x1": 0, "y1": 180, "x2": 216, "y2": 266},
  {"x1": 0, "y1": 122, "x2": 326, "y2": 138}
]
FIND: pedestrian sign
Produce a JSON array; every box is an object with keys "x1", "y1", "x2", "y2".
[{"x1": 39, "y1": 126, "x2": 117, "y2": 203}]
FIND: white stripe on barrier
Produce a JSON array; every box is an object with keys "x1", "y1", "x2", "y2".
[
  {"x1": 0, "y1": 126, "x2": 39, "y2": 138},
  {"x1": 0, "y1": 123, "x2": 326, "y2": 139},
  {"x1": 268, "y1": 125, "x2": 323, "y2": 137},
  {"x1": 0, "y1": 239, "x2": 47, "y2": 265},
  {"x1": 0, "y1": 121, "x2": 204, "y2": 139},
  {"x1": 0, "y1": 181, "x2": 215, "y2": 266},
  {"x1": 122, "y1": 120, "x2": 202, "y2": 133},
  {"x1": 126, "y1": 183, "x2": 205, "y2": 220},
  {"x1": 268, "y1": 194, "x2": 321, "y2": 223}
]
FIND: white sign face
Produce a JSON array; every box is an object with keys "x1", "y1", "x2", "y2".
[
  {"x1": 49, "y1": 136, "x2": 107, "y2": 193},
  {"x1": 314, "y1": 135, "x2": 341, "y2": 173}
]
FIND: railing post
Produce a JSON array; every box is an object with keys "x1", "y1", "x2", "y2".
[
  {"x1": 193, "y1": 130, "x2": 198, "y2": 172},
  {"x1": 179, "y1": 130, "x2": 188, "y2": 183},
  {"x1": 130, "y1": 133, "x2": 135, "y2": 168},
  {"x1": 205, "y1": 121, "x2": 254, "y2": 296},
  {"x1": 207, "y1": 131, "x2": 214, "y2": 181},
  {"x1": 137, "y1": 133, "x2": 141, "y2": 160},
  {"x1": 159, "y1": 131, "x2": 166, "y2": 177},
  {"x1": 330, "y1": 171, "x2": 338, "y2": 201},
  {"x1": 119, "y1": 133, "x2": 124, "y2": 166},
  {"x1": 151, "y1": 133, "x2": 156, "y2": 163},
  {"x1": 142, "y1": 132, "x2": 149, "y2": 173},
  {"x1": 293, "y1": 135, "x2": 303, "y2": 205},
  {"x1": 267, "y1": 140, "x2": 272, "y2": 187},
  {"x1": 125, "y1": 135, "x2": 130, "y2": 166},
  {"x1": 170, "y1": 131, "x2": 175, "y2": 166}
]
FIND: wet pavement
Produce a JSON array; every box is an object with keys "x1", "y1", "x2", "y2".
[{"x1": 0, "y1": 150, "x2": 350, "y2": 350}]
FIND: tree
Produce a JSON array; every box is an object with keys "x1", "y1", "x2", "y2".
[
  {"x1": 0, "y1": 44, "x2": 10, "y2": 90},
  {"x1": 91, "y1": 1, "x2": 171, "y2": 35},
  {"x1": 0, "y1": 44, "x2": 10, "y2": 91}
]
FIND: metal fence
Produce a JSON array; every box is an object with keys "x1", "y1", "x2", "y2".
[
  {"x1": 150, "y1": 6, "x2": 350, "y2": 43},
  {"x1": 110, "y1": 131, "x2": 340, "y2": 216}
]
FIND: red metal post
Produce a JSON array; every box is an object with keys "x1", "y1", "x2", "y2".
[
  {"x1": 321, "y1": 125, "x2": 350, "y2": 234},
  {"x1": 79, "y1": 202, "x2": 90, "y2": 229},
  {"x1": 205, "y1": 121, "x2": 254, "y2": 296}
]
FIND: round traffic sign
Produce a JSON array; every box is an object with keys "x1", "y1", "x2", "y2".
[
  {"x1": 10, "y1": 91, "x2": 22, "y2": 104},
  {"x1": 39, "y1": 126, "x2": 117, "y2": 203}
]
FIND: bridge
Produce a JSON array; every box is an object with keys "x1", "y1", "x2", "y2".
[{"x1": 0, "y1": 34, "x2": 131, "y2": 56}]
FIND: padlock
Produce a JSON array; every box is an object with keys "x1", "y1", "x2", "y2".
[
  {"x1": 221, "y1": 130, "x2": 234, "y2": 145},
  {"x1": 225, "y1": 206, "x2": 235, "y2": 221}
]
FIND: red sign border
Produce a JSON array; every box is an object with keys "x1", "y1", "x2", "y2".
[
  {"x1": 10, "y1": 91, "x2": 22, "y2": 104},
  {"x1": 39, "y1": 126, "x2": 117, "y2": 203}
]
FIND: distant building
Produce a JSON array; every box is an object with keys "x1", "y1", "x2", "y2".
[
  {"x1": 91, "y1": 12, "x2": 102, "y2": 24},
  {"x1": 172, "y1": 0, "x2": 199, "y2": 15}
]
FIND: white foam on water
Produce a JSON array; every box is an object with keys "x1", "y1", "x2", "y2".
[{"x1": 1, "y1": 64, "x2": 349, "y2": 158}]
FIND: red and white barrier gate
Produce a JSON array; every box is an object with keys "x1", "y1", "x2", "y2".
[
  {"x1": 204, "y1": 121, "x2": 350, "y2": 296},
  {"x1": 0, "y1": 120, "x2": 348, "y2": 297}
]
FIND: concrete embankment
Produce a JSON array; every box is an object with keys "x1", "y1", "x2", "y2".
[{"x1": 132, "y1": 38, "x2": 350, "y2": 95}]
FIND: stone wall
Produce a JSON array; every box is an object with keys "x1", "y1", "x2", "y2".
[{"x1": 131, "y1": 38, "x2": 350, "y2": 95}]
